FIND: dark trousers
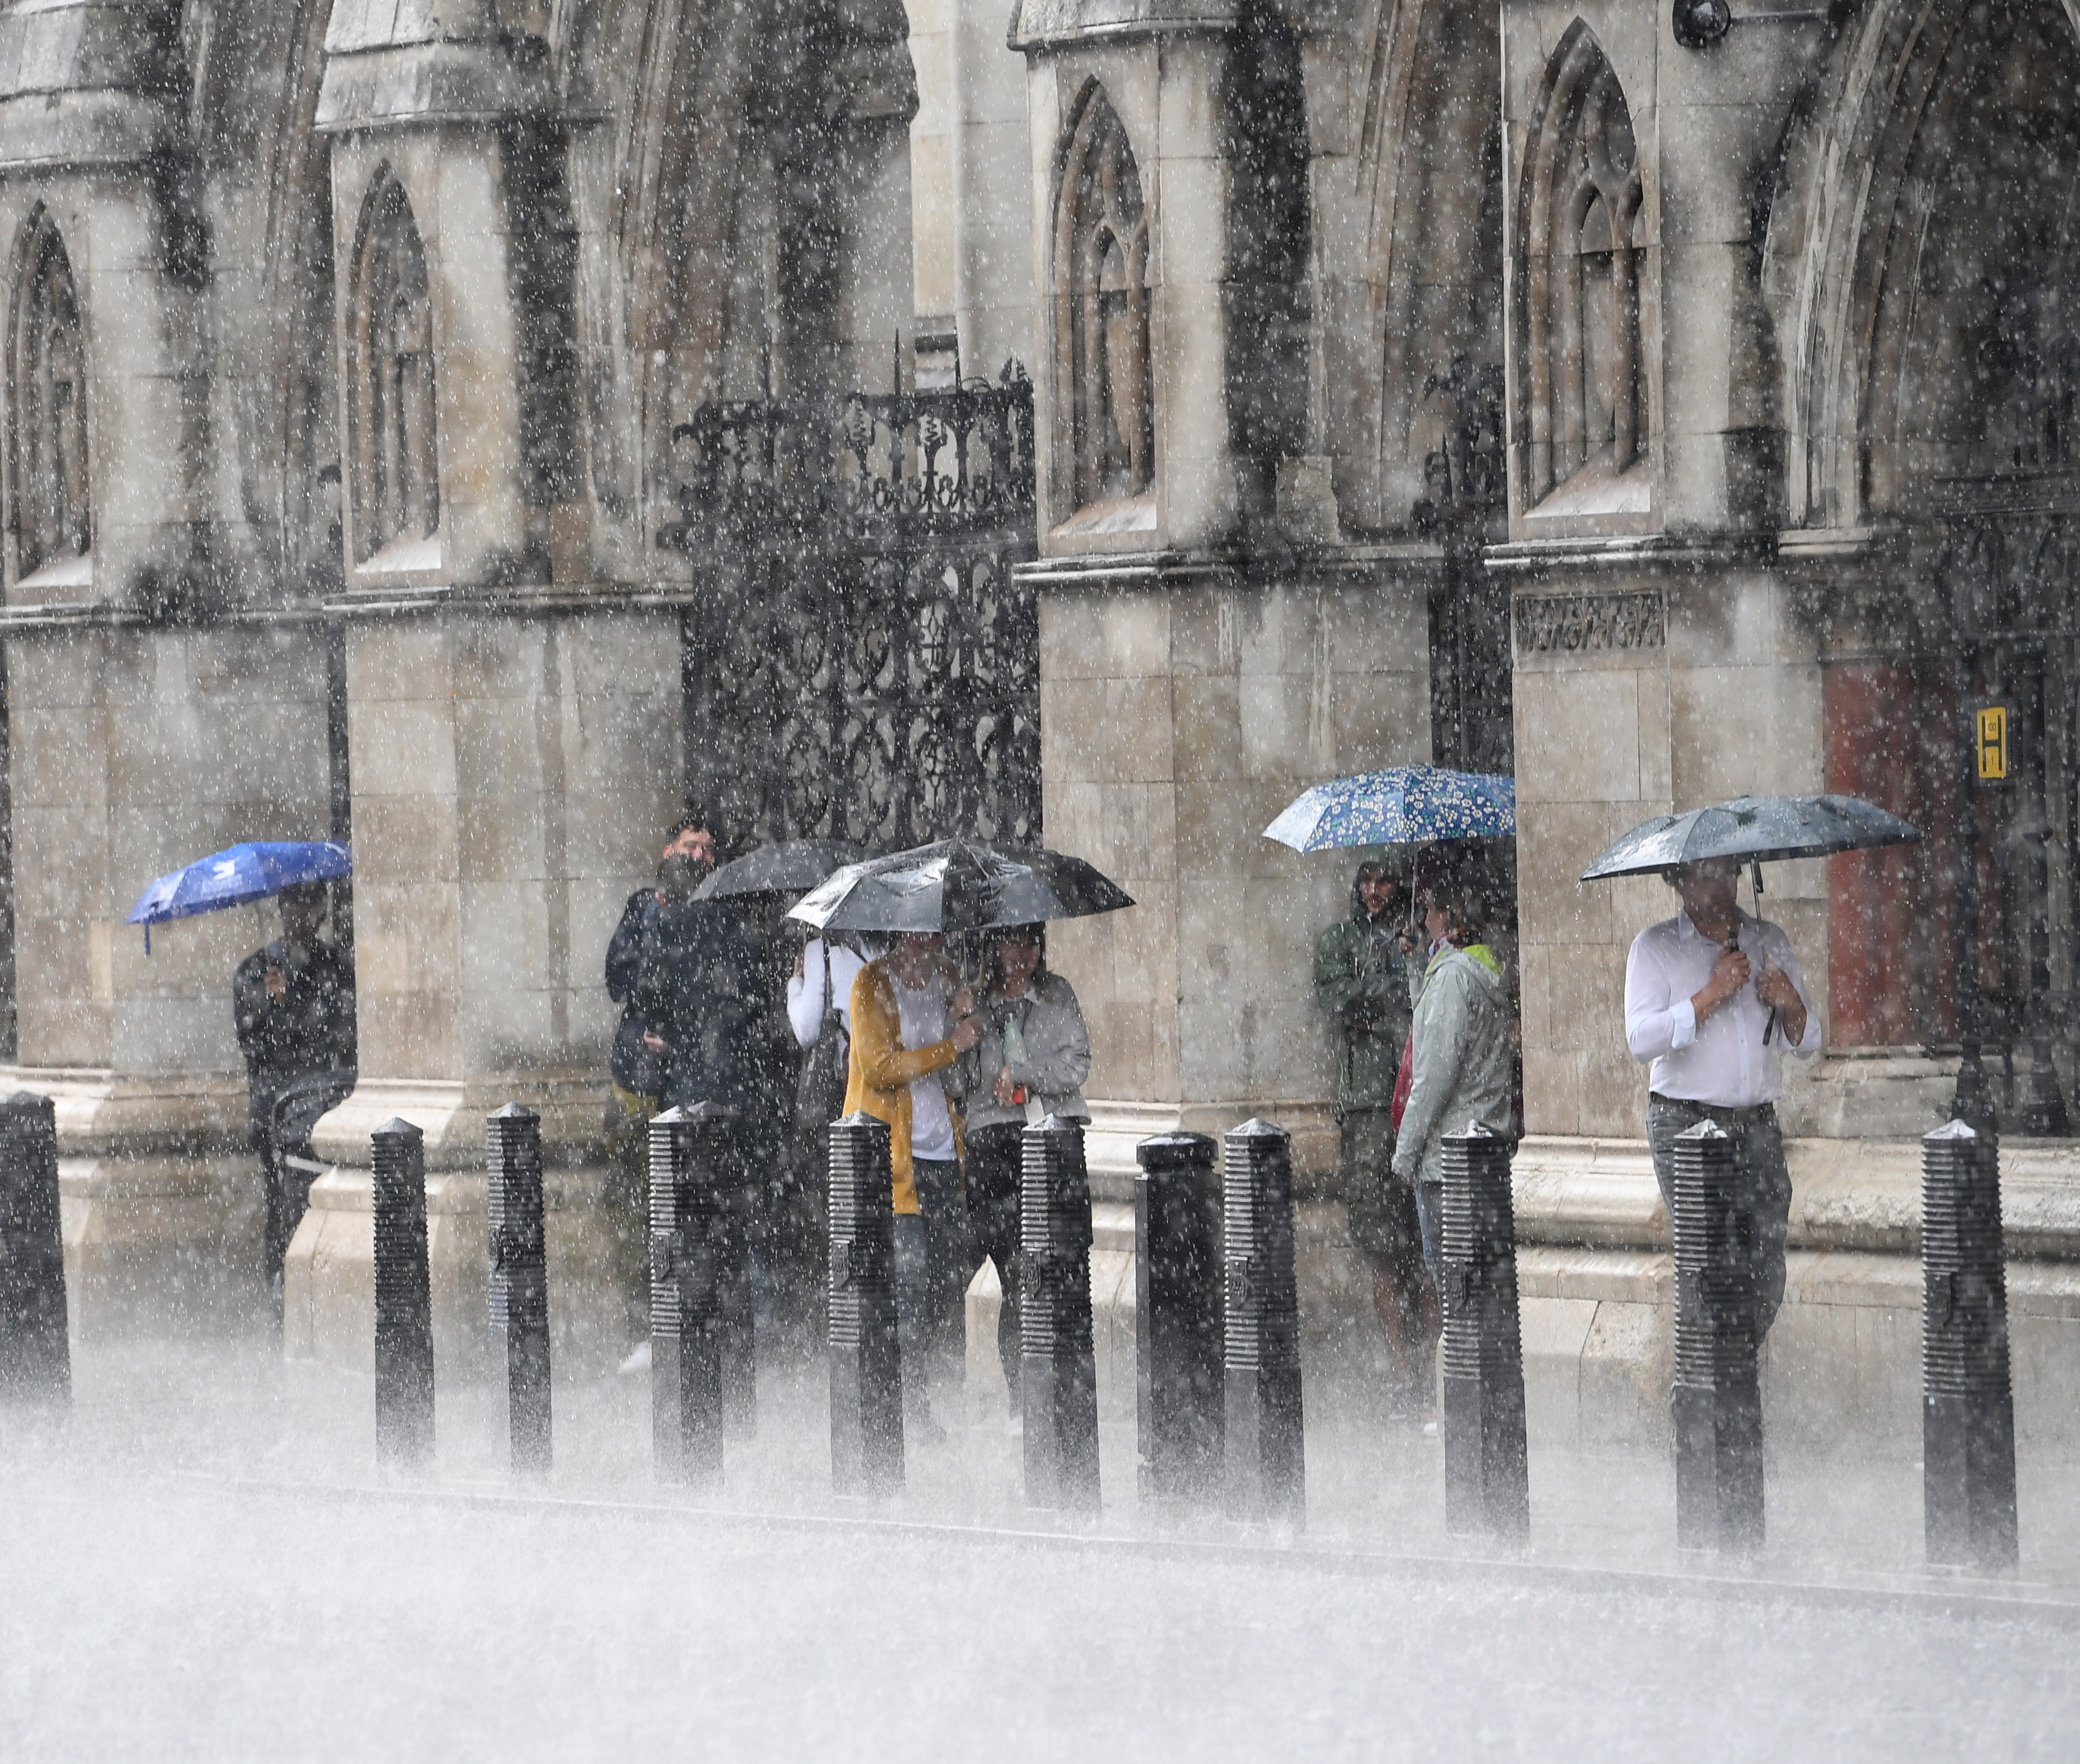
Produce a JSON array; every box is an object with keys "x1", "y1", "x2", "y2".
[
  {"x1": 1646, "y1": 1094, "x2": 1794, "y2": 1342},
  {"x1": 894, "y1": 1157, "x2": 967, "y2": 1408},
  {"x1": 965, "y1": 1123, "x2": 1024, "y2": 1403}
]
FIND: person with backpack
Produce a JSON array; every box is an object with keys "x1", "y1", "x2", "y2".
[{"x1": 604, "y1": 817, "x2": 713, "y2": 1364}]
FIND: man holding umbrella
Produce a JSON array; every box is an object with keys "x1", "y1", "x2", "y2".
[{"x1": 1624, "y1": 857, "x2": 1819, "y2": 1346}]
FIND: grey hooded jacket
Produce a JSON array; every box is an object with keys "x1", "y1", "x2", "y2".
[
  {"x1": 1391, "y1": 943, "x2": 1514, "y2": 1185},
  {"x1": 949, "y1": 971, "x2": 1093, "y2": 1130}
]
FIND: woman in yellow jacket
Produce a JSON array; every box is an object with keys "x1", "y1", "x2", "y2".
[{"x1": 844, "y1": 930, "x2": 980, "y2": 1438}]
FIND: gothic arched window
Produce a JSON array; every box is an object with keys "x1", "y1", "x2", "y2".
[
  {"x1": 1054, "y1": 89, "x2": 1152, "y2": 512},
  {"x1": 8, "y1": 209, "x2": 90, "y2": 581},
  {"x1": 349, "y1": 173, "x2": 438, "y2": 561},
  {"x1": 1519, "y1": 29, "x2": 1646, "y2": 504}
]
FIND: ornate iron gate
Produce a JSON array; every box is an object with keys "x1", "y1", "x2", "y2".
[{"x1": 662, "y1": 368, "x2": 1040, "y2": 850}]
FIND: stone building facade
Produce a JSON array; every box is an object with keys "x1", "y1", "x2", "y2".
[{"x1": 4, "y1": 1, "x2": 2078, "y2": 1428}]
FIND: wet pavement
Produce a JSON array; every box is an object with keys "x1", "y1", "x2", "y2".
[{"x1": 3, "y1": 1324, "x2": 2077, "y2": 1758}]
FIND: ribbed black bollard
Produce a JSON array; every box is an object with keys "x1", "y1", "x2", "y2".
[
  {"x1": 1670, "y1": 1119, "x2": 1763, "y2": 1554},
  {"x1": 1223, "y1": 1118, "x2": 1304, "y2": 1528},
  {"x1": 648, "y1": 1104, "x2": 728, "y2": 1489},
  {"x1": 703, "y1": 1111, "x2": 757, "y2": 1437},
  {"x1": 827, "y1": 1111, "x2": 902, "y2": 1497},
  {"x1": 1438, "y1": 1122, "x2": 1528, "y2": 1542},
  {"x1": 371, "y1": 1118, "x2": 434, "y2": 1467},
  {"x1": 1022, "y1": 1115, "x2": 1100, "y2": 1512},
  {"x1": 486, "y1": 1103, "x2": 552, "y2": 1476},
  {"x1": 0, "y1": 1091, "x2": 68, "y2": 1406},
  {"x1": 1135, "y1": 1130, "x2": 1223, "y2": 1507},
  {"x1": 1922, "y1": 1119, "x2": 2018, "y2": 1571}
]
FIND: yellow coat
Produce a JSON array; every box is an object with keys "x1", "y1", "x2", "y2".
[{"x1": 843, "y1": 958, "x2": 964, "y2": 1214}]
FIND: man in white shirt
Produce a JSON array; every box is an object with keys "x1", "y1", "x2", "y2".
[{"x1": 1625, "y1": 856, "x2": 1821, "y2": 1344}]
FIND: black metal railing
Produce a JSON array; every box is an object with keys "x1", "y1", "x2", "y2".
[{"x1": 662, "y1": 368, "x2": 1035, "y2": 555}]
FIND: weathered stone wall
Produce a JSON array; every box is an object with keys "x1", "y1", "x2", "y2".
[{"x1": 1038, "y1": 564, "x2": 1432, "y2": 1161}]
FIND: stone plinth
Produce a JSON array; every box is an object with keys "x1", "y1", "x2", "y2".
[
  {"x1": 1033, "y1": 563, "x2": 1430, "y2": 1164},
  {"x1": 0, "y1": 620, "x2": 330, "y2": 1323},
  {"x1": 286, "y1": 599, "x2": 678, "y2": 1377}
]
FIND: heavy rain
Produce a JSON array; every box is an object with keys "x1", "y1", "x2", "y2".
[{"x1": 2, "y1": 0, "x2": 2079, "y2": 1757}]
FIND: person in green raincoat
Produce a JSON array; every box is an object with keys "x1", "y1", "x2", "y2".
[{"x1": 1313, "y1": 859, "x2": 1429, "y2": 1411}]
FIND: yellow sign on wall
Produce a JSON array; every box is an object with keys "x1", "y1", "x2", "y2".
[{"x1": 1978, "y1": 706, "x2": 2009, "y2": 781}]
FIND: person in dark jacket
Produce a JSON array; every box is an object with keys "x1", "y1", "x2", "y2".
[
  {"x1": 602, "y1": 817, "x2": 714, "y2": 1358},
  {"x1": 1313, "y1": 859, "x2": 1430, "y2": 1410},
  {"x1": 632, "y1": 828, "x2": 775, "y2": 1410},
  {"x1": 233, "y1": 880, "x2": 356, "y2": 1282},
  {"x1": 607, "y1": 818, "x2": 715, "y2": 1117}
]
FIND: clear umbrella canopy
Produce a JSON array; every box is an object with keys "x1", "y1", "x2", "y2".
[
  {"x1": 1578, "y1": 795, "x2": 1921, "y2": 881},
  {"x1": 786, "y1": 837, "x2": 1133, "y2": 933}
]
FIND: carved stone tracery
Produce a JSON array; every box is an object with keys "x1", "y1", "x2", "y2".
[
  {"x1": 1518, "y1": 26, "x2": 1645, "y2": 506},
  {"x1": 8, "y1": 208, "x2": 89, "y2": 582},
  {"x1": 1054, "y1": 87, "x2": 1151, "y2": 513},
  {"x1": 349, "y1": 172, "x2": 438, "y2": 562}
]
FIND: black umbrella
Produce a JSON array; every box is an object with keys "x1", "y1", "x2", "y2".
[
  {"x1": 1579, "y1": 794, "x2": 1921, "y2": 882},
  {"x1": 694, "y1": 838, "x2": 869, "y2": 900},
  {"x1": 785, "y1": 837, "x2": 1134, "y2": 933}
]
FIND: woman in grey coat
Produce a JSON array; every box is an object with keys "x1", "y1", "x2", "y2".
[
  {"x1": 949, "y1": 923, "x2": 1092, "y2": 1418},
  {"x1": 1392, "y1": 880, "x2": 1515, "y2": 1277}
]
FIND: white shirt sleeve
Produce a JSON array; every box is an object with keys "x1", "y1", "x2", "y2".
[
  {"x1": 788, "y1": 941, "x2": 827, "y2": 1049},
  {"x1": 1625, "y1": 928, "x2": 1698, "y2": 1063},
  {"x1": 1765, "y1": 926, "x2": 1823, "y2": 1057}
]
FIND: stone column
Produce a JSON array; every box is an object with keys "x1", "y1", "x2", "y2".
[
  {"x1": 0, "y1": 3, "x2": 328, "y2": 1333},
  {"x1": 288, "y1": 18, "x2": 684, "y2": 1382},
  {"x1": 1013, "y1": 4, "x2": 1436, "y2": 1179},
  {"x1": 290, "y1": 602, "x2": 681, "y2": 1380}
]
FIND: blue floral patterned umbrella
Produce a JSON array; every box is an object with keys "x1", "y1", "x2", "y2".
[{"x1": 1263, "y1": 766, "x2": 1516, "y2": 852}]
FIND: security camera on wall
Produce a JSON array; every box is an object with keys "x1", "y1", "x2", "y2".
[{"x1": 1674, "y1": 0, "x2": 1733, "y2": 48}]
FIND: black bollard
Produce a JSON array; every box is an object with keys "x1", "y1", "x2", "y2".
[
  {"x1": 371, "y1": 1118, "x2": 434, "y2": 1467},
  {"x1": 1438, "y1": 1122, "x2": 1528, "y2": 1543},
  {"x1": 703, "y1": 1111, "x2": 757, "y2": 1437},
  {"x1": 1921, "y1": 1119, "x2": 2018, "y2": 1571},
  {"x1": 1669, "y1": 1119, "x2": 1763, "y2": 1554},
  {"x1": 647, "y1": 1104, "x2": 728, "y2": 1489},
  {"x1": 1022, "y1": 1115, "x2": 1100, "y2": 1512},
  {"x1": 827, "y1": 1111, "x2": 902, "y2": 1497},
  {"x1": 1223, "y1": 1118, "x2": 1304, "y2": 1528},
  {"x1": 486, "y1": 1103, "x2": 552, "y2": 1476},
  {"x1": 1135, "y1": 1130, "x2": 1223, "y2": 1507},
  {"x1": 0, "y1": 1091, "x2": 68, "y2": 1405}
]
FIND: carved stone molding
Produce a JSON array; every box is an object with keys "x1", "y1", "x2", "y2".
[{"x1": 1512, "y1": 588, "x2": 1665, "y2": 655}]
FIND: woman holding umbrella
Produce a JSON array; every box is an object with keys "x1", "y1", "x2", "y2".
[
  {"x1": 796, "y1": 837, "x2": 1134, "y2": 1439},
  {"x1": 949, "y1": 924, "x2": 1093, "y2": 1427},
  {"x1": 843, "y1": 931, "x2": 982, "y2": 1441}
]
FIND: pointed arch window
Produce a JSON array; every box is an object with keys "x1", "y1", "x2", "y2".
[
  {"x1": 1054, "y1": 89, "x2": 1152, "y2": 512},
  {"x1": 349, "y1": 173, "x2": 439, "y2": 561},
  {"x1": 8, "y1": 210, "x2": 90, "y2": 582},
  {"x1": 1519, "y1": 31, "x2": 1646, "y2": 504}
]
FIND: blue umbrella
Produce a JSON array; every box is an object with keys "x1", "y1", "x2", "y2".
[
  {"x1": 126, "y1": 841, "x2": 352, "y2": 952},
  {"x1": 1263, "y1": 766, "x2": 1515, "y2": 852}
]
